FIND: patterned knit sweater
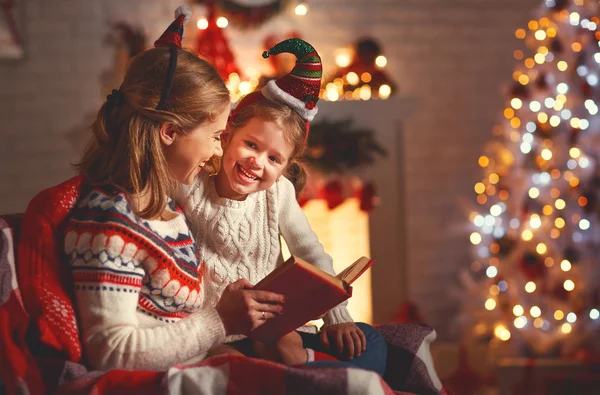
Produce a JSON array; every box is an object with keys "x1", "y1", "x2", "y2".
[
  {"x1": 64, "y1": 187, "x2": 226, "y2": 371},
  {"x1": 174, "y1": 172, "x2": 353, "y2": 340}
]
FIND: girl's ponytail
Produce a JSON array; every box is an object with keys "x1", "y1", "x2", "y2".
[{"x1": 285, "y1": 159, "x2": 308, "y2": 198}]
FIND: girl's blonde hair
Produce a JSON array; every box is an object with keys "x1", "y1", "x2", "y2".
[
  {"x1": 76, "y1": 47, "x2": 230, "y2": 219},
  {"x1": 228, "y1": 99, "x2": 308, "y2": 195}
]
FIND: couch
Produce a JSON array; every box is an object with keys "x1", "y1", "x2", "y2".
[{"x1": 0, "y1": 177, "x2": 447, "y2": 395}]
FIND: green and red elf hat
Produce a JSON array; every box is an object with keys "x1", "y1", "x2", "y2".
[
  {"x1": 230, "y1": 38, "x2": 322, "y2": 129},
  {"x1": 154, "y1": 5, "x2": 191, "y2": 110}
]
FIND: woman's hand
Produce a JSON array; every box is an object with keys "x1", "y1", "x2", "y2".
[
  {"x1": 215, "y1": 278, "x2": 285, "y2": 336},
  {"x1": 320, "y1": 322, "x2": 367, "y2": 360}
]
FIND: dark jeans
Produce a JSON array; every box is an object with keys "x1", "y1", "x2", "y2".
[
  {"x1": 300, "y1": 322, "x2": 387, "y2": 377},
  {"x1": 229, "y1": 322, "x2": 387, "y2": 377}
]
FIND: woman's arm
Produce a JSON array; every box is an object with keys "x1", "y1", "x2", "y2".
[{"x1": 65, "y1": 220, "x2": 226, "y2": 371}]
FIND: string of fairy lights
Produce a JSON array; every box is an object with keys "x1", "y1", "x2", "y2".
[{"x1": 469, "y1": 0, "x2": 600, "y2": 346}]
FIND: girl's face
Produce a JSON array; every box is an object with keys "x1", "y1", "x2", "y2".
[
  {"x1": 162, "y1": 107, "x2": 229, "y2": 185},
  {"x1": 216, "y1": 117, "x2": 295, "y2": 200}
]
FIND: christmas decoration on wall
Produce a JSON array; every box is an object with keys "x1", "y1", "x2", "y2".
[
  {"x1": 195, "y1": 1, "x2": 259, "y2": 102},
  {"x1": 297, "y1": 118, "x2": 387, "y2": 212},
  {"x1": 193, "y1": 0, "x2": 307, "y2": 30},
  {"x1": 457, "y1": 0, "x2": 600, "y2": 360},
  {"x1": 321, "y1": 37, "x2": 398, "y2": 102}
]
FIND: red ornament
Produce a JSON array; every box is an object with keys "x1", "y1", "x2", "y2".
[
  {"x1": 195, "y1": 3, "x2": 241, "y2": 80},
  {"x1": 359, "y1": 182, "x2": 378, "y2": 212},
  {"x1": 518, "y1": 252, "x2": 546, "y2": 280},
  {"x1": 323, "y1": 180, "x2": 345, "y2": 209},
  {"x1": 305, "y1": 101, "x2": 316, "y2": 109}
]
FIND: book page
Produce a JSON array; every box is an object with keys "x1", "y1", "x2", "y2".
[{"x1": 336, "y1": 256, "x2": 373, "y2": 284}]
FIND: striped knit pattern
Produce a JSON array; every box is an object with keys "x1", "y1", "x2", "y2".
[
  {"x1": 262, "y1": 38, "x2": 322, "y2": 107},
  {"x1": 65, "y1": 187, "x2": 203, "y2": 323}
]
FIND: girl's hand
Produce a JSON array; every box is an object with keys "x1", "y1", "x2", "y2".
[
  {"x1": 320, "y1": 322, "x2": 367, "y2": 360},
  {"x1": 216, "y1": 278, "x2": 285, "y2": 335}
]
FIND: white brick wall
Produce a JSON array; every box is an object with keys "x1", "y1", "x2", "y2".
[{"x1": 0, "y1": 0, "x2": 541, "y2": 338}]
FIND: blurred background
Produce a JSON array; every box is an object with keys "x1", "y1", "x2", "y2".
[{"x1": 3, "y1": 0, "x2": 600, "y2": 393}]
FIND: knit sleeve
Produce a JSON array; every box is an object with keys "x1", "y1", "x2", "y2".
[
  {"x1": 276, "y1": 177, "x2": 354, "y2": 328},
  {"x1": 65, "y1": 211, "x2": 226, "y2": 371}
]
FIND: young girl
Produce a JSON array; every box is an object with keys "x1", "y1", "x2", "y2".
[
  {"x1": 63, "y1": 7, "x2": 286, "y2": 372},
  {"x1": 175, "y1": 38, "x2": 387, "y2": 375}
]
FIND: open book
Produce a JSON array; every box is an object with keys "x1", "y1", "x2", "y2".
[{"x1": 248, "y1": 255, "x2": 374, "y2": 342}]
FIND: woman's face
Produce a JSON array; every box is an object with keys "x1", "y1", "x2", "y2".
[{"x1": 162, "y1": 107, "x2": 230, "y2": 185}]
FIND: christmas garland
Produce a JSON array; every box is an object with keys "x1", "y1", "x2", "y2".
[
  {"x1": 194, "y1": 0, "x2": 292, "y2": 29},
  {"x1": 302, "y1": 118, "x2": 387, "y2": 174}
]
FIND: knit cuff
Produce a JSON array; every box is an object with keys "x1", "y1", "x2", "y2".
[
  {"x1": 189, "y1": 307, "x2": 227, "y2": 347},
  {"x1": 322, "y1": 306, "x2": 354, "y2": 328}
]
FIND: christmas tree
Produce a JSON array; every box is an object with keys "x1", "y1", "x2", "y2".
[{"x1": 460, "y1": 0, "x2": 600, "y2": 359}]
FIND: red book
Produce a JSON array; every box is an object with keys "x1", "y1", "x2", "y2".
[{"x1": 249, "y1": 255, "x2": 374, "y2": 342}]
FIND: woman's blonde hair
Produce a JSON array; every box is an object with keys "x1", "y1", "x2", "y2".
[
  {"x1": 228, "y1": 98, "x2": 308, "y2": 195},
  {"x1": 76, "y1": 47, "x2": 230, "y2": 219}
]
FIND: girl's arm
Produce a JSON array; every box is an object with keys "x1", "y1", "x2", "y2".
[
  {"x1": 276, "y1": 177, "x2": 354, "y2": 328},
  {"x1": 65, "y1": 218, "x2": 226, "y2": 371}
]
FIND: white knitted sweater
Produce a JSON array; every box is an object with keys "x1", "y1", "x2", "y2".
[{"x1": 174, "y1": 172, "x2": 353, "y2": 339}]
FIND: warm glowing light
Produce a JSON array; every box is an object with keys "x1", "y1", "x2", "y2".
[
  {"x1": 535, "y1": 30, "x2": 547, "y2": 40},
  {"x1": 511, "y1": 98, "x2": 523, "y2": 109},
  {"x1": 375, "y1": 55, "x2": 387, "y2": 68},
  {"x1": 216, "y1": 16, "x2": 229, "y2": 28},
  {"x1": 479, "y1": 156, "x2": 490, "y2": 167},
  {"x1": 560, "y1": 259, "x2": 572, "y2": 272},
  {"x1": 564, "y1": 279, "x2": 575, "y2": 291},
  {"x1": 361, "y1": 72, "x2": 372, "y2": 83},
  {"x1": 545, "y1": 257, "x2": 554, "y2": 267},
  {"x1": 516, "y1": 28, "x2": 526, "y2": 39},
  {"x1": 522, "y1": 229, "x2": 533, "y2": 241},
  {"x1": 295, "y1": 3, "x2": 308, "y2": 15},
  {"x1": 346, "y1": 72, "x2": 359, "y2": 85},
  {"x1": 529, "y1": 188, "x2": 540, "y2": 199},
  {"x1": 525, "y1": 281, "x2": 536, "y2": 293},
  {"x1": 197, "y1": 18, "x2": 209, "y2": 30},
  {"x1": 514, "y1": 316, "x2": 527, "y2": 328},
  {"x1": 561, "y1": 323, "x2": 572, "y2": 334},
  {"x1": 555, "y1": 310, "x2": 564, "y2": 320},
  {"x1": 510, "y1": 118, "x2": 521, "y2": 128},
  {"x1": 530, "y1": 215, "x2": 542, "y2": 229},
  {"x1": 555, "y1": 199, "x2": 566, "y2": 210},
  {"x1": 490, "y1": 285, "x2": 500, "y2": 296},
  {"x1": 525, "y1": 58, "x2": 535, "y2": 68},
  {"x1": 530, "y1": 306, "x2": 541, "y2": 317},
  {"x1": 569, "y1": 147, "x2": 581, "y2": 158},
  {"x1": 504, "y1": 108, "x2": 515, "y2": 118},
  {"x1": 543, "y1": 205, "x2": 553, "y2": 215},
  {"x1": 541, "y1": 148, "x2": 553, "y2": 160},
  {"x1": 572, "y1": 42, "x2": 582, "y2": 52},
  {"x1": 495, "y1": 325, "x2": 511, "y2": 341},
  {"x1": 538, "y1": 112, "x2": 549, "y2": 123},
  {"x1": 528, "y1": 20, "x2": 539, "y2": 30},
  {"x1": 379, "y1": 84, "x2": 391, "y2": 99},
  {"x1": 590, "y1": 309, "x2": 600, "y2": 320},
  {"x1": 470, "y1": 232, "x2": 482, "y2": 245},
  {"x1": 335, "y1": 53, "x2": 351, "y2": 68},
  {"x1": 489, "y1": 173, "x2": 499, "y2": 184},
  {"x1": 555, "y1": 217, "x2": 565, "y2": 228},
  {"x1": 485, "y1": 298, "x2": 497, "y2": 310},
  {"x1": 533, "y1": 318, "x2": 544, "y2": 328},
  {"x1": 474, "y1": 182, "x2": 486, "y2": 194},
  {"x1": 513, "y1": 305, "x2": 525, "y2": 316},
  {"x1": 519, "y1": 74, "x2": 529, "y2": 84},
  {"x1": 557, "y1": 61, "x2": 568, "y2": 71},
  {"x1": 536, "y1": 243, "x2": 547, "y2": 254}
]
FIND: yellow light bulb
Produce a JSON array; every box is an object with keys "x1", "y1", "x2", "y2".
[
  {"x1": 522, "y1": 229, "x2": 534, "y2": 241},
  {"x1": 485, "y1": 298, "x2": 497, "y2": 310},
  {"x1": 513, "y1": 305, "x2": 524, "y2": 316},
  {"x1": 525, "y1": 281, "x2": 536, "y2": 293}
]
